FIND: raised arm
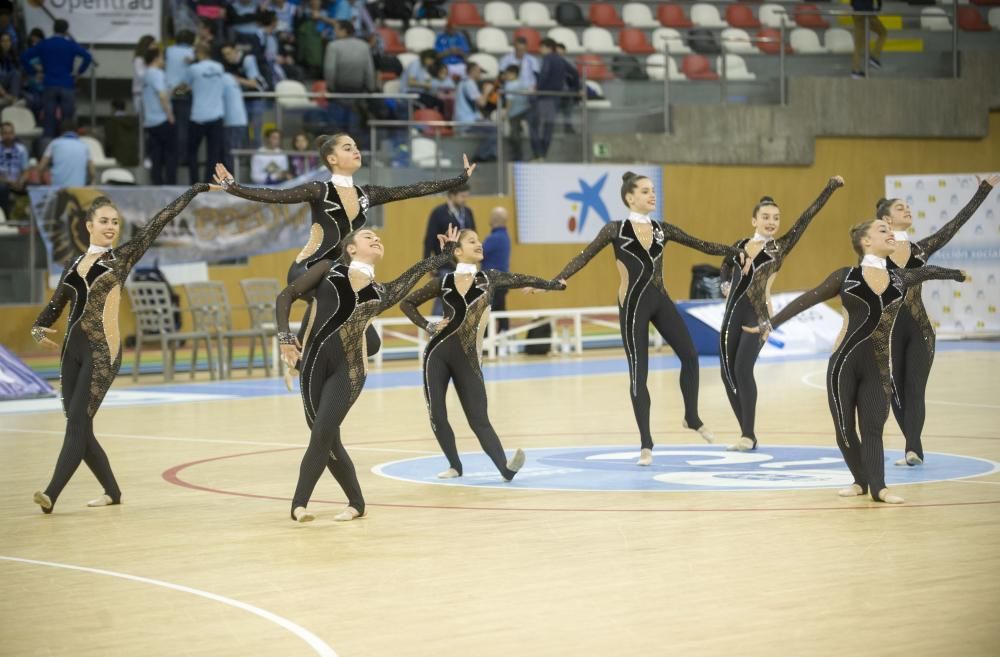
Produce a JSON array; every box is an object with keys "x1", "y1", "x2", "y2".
[
  {"x1": 662, "y1": 223, "x2": 740, "y2": 258},
  {"x1": 896, "y1": 265, "x2": 967, "y2": 289},
  {"x1": 916, "y1": 178, "x2": 996, "y2": 258},
  {"x1": 275, "y1": 259, "x2": 335, "y2": 335},
  {"x1": 768, "y1": 268, "x2": 848, "y2": 330},
  {"x1": 776, "y1": 176, "x2": 844, "y2": 254},
  {"x1": 490, "y1": 271, "x2": 566, "y2": 292},
  {"x1": 363, "y1": 172, "x2": 469, "y2": 208},
  {"x1": 399, "y1": 277, "x2": 443, "y2": 330},
  {"x1": 554, "y1": 222, "x2": 617, "y2": 281},
  {"x1": 117, "y1": 183, "x2": 208, "y2": 270},
  {"x1": 379, "y1": 246, "x2": 458, "y2": 311},
  {"x1": 220, "y1": 176, "x2": 325, "y2": 205}
]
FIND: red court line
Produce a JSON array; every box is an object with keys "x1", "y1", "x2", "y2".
[{"x1": 161, "y1": 448, "x2": 1000, "y2": 514}]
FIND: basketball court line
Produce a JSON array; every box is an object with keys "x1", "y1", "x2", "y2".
[{"x1": 799, "y1": 369, "x2": 1000, "y2": 410}]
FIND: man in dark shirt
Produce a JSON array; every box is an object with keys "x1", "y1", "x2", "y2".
[
  {"x1": 482, "y1": 206, "x2": 512, "y2": 331},
  {"x1": 20, "y1": 19, "x2": 92, "y2": 138},
  {"x1": 423, "y1": 183, "x2": 476, "y2": 314},
  {"x1": 529, "y1": 38, "x2": 577, "y2": 161}
]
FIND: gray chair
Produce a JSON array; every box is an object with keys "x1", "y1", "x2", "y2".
[
  {"x1": 126, "y1": 282, "x2": 217, "y2": 381},
  {"x1": 185, "y1": 281, "x2": 274, "y2": 378},
  {"x1": 240, "y1": 278, "x2": 283, "y2": 376}
]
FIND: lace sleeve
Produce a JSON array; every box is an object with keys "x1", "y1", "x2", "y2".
[
  {"x1": 117, "y1": 183, "x2": 208, "y2": 271},
  {"x1": 662, "y1": 223, "x2": 740, "y2": 257},
  {"x1": 379, "y1": 245, "x2": 458, "y2": 311},
  {"x1": 224, "y1": 179, "x2": 325, "y2": 205},
  {"x1": 770, "y1": 268, "x2": 848, "y2": 329},
  {"x1": 718, "y1": 243, "x2": 741, "y2": 290},
  {"x1": 275, "y1": 259, "x2": 335, "y2": 333},
  {"x1": 896, "y1": 265, "x2": 966, "y2": 289},
  {"x1": 916, "y1": 181, "x2": 993, "y2": 258},
  {"x1": 33, "y1": 263, "x2": 73, "y2": 329},
  {"x1": 362, "y1": 172, "x2": 469, "y2": 208},
  {"x1": 554, "y1": 222, "x2": 617, "y2": 281},
  {"x1": 490, "y1": 271, "x2": 566, "y2": 291},
  {"x1": 776, "y1": 177, "x2": 843, "y2": 255},
  {"x1": 399, "y1": 277, "x2": 443, "y2": 330}
]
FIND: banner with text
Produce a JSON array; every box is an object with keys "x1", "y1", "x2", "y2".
[
  {"x1": 24, "y1": 0, "x2": 162, "y2": 45},
  {"x1": 884, "y1": 173, "x2": 1000, "y2": 338},
  {"x1": 513, "y1": 163, "x2": 663, "y2": 244}
]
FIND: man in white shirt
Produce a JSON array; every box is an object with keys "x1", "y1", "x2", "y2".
[
  {"x1": 498, "y1": 37, "x2": 539, "y2": 88},
  {"x1": 250, "y1": 128, "x2": 292, "y2": 184}
]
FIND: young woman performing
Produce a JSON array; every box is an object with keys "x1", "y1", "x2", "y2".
[
  {"x1": 877, "y1": 175, "x2": 998, "y2": 466},
  {"x1": 31, "y1": 184, "x2": 210, "y2": 513},
  {"x1": 551, "y1": 172, "x2": 742, "y2": 466},
  {"x1": 719, "y1": 176, "x2": 844, "y2": 452},
  {"x1": 400, "y1": 229, "x2": 565, "y2": 481},
  {"x1": 276, "y1": 225, "x2": 461, "y2": 523},
  {"x1": 746, "y1": 219, "x2": 968, "y2": 504}
]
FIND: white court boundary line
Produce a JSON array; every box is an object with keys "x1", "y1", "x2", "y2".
[
  {"x1": 0, "y1": 556, "x2": 338, "y2": 657},
  {"x1": 799, "y1": 369, "x2": 1000, "y2": 410}
]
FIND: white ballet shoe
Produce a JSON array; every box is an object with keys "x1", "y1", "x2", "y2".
[
  {"x1": 637, "y1": 448, "x2": 653, "y2": 466},
  {"x1": 333, "y1": 506, "x2": 362, "y2": 522},
  {"x1": 726, "y1": 437, "x2": 756, "y2": 452},
  {"x1": 33, "y1": 491, "x2": 53, "y2": 514},
  {"x1": 87, "y1": 494, "x2": 116, "y2": 507},
  {"x1": 283, "y1": 368, "x2": 298, "y2": 392},
  {"x1": 894, "y1": 451, "x2": 923, "y2": 467},
  {"x1": 877, "y1": 489, "x2": 904, "y2": 504},
  {"x1": 838, "y1": 484, "x2": 865, "y2": 497},
  {"x1": 292, "y1": 506, "x2": 315, "y2": 523},
  {"x1": 505, "y1": 448, "x2": 526, "y2": 478},
  {"x1": 437, "y1": 468, "x2": 461, "y2": 479},
  {"x1": 683, "y1": 420, "x2": 714, "y2": 444}
]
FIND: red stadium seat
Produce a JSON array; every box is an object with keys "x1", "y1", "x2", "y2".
[
  {"x1": 575, "y1": 54, "x2": 615, "y2": 80},
  {"x1": 589, "y1": 3, "x2": 625, "y2": 28},
  {"x1": 414, "y1": 108, "x2": 454, "y2": 137},
  {"x1": 755, "y1": 28, "x2": 791, "y2": 54},
  {"x1": 448, "y1": 2, "x2": 486, "y2": 27},
  {"x1": 619, "y1": 28, "x2": 656, "y2": 54},
  {"x1": 726, "y1": 5, "x2": 761, "y2": 29},
  {"x1": 311, "y1": 80, "x2": 328, "y2": 108},
  {"x1": 513, "y1": 27, "x2": 543, "y2": 53},
  {"x1": 794, "y1": 5, "x2": 830, "y2": 29},
  {"x1": 681, "y1": 54, "x2": 719, "y2": 80},
  {"x1": 658, "y1": 4, "x2": 694, "y2": 28},
  {"x1": 957, "y1": 6, "x2": 991, "y2": 30},
  {"x1": 377, "y1": 27, "x2": 406, "y2": 54}
]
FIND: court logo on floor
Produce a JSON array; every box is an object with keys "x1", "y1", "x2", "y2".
[{"x1": 373, "y1": 445, "x2": 997, "y2": 492}]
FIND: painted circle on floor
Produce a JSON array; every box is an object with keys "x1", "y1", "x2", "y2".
[{"x1": 372, "y1": 445, "x2": 998, "y2": 492}]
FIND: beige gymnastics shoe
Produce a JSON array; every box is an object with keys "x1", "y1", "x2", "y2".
[{"x1": 637, "y1": 448, "x2": 653, "y2": 466}]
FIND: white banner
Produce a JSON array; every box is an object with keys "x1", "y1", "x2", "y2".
[
  {"x1": 25, "y1": 0, "x2": 162, "y2": 45},
  {"x1": 513, "y1": 163, "x2": 663, "y2": 243},
  {"x1": 686, "y1": 292, "x2": 844, "y2": 357},
  {"x1": 884, "y1": 173, "x2": 1000, "y2": 338}
]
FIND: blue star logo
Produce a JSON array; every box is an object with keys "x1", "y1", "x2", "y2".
[{"x1": 564, "y1": 173, "x2": 611, "y2": 233}]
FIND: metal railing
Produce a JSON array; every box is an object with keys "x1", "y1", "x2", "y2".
[{"x1": 241, "y1": 89, "x2": 421, "y2": 128}]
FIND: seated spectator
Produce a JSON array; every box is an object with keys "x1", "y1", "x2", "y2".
[
  {"x1": 38, "y1": 119, "x2": 94, "y2": 188},
  {"x1": 348, "y1": 0, "x2": 376, "y2": 38},
  {"x1": 402, "y1": 49, "x2": 444, "y2": 113},
  {"x1": 22, "y1": 29, "x2": 46, "y2": 118},
  {"x1": 454, "y1": 62, "x2": 496, "y2": 162},
  {"x1": 288, "y1": 132, "x2": 318, "y2": 176},
  {"x1": 227, "y1": 0, "x2": 262, "y2": 37},
  {"x1": 0, "y1": 32, "x2": 20, "y2": 108},
  {"x1": 428, "y1": 60, "x2": 455, "y2": 117},
  {"x1": 501, "y1": 65, "x2": 531, "y2": 162},
  {"x1": 250, "y1": 128, "x2": 293, "y2": 183},
  {"x1": 0, "y1": 121, "x2": 29, "y2": 217},
  {"x1": 0, "y1": 7, "x2": 17, "y2": 50},
  {"x1": 308, "y1": 0, "x2": 341, "y2": 40},
  {"x1": 435, "y1": 22, "x2": 469, "y2": 77}
]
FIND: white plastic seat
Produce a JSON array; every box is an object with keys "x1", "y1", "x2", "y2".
[
  {"x1": 476, "y1": 27, "x2": 511, "y2": 55},
  {"x1": 275, "y1": 79, "x2": 315, "y2": 110},
  {"x1": 824, "y1": 28, "x2": 854, "y2": 54},
  {"x1": 411, "y1": 136, "x2": 453, "y2": 167},
  {"x1": 382, "y1": 79, "x2": 401, "y2": 96},
  {"x1": 759, "y1": 3, "x2": 794, "y2": 28},
  {"x1": 404, "y1": 26, "x2": 436, "y2": 52},
  {"x1": 623, "y1": 3, "x2": 661, "y2": 28},
  {"x1": 520, "y1": 1, "x2": 557, "y2": 27},
  {"x1": 584, "y1": 80, "x2": 612, "y2": 109},
  {"x1": 652, "y1": 27, "x2": 692, "y2": 54},
  {"x1": 790, "y1": 28, "x2": 826, "y2": 53},
  {"x1": 100, "y1": 167, "x2": 136, "y2": 184},
  {"x1": 646, "y1": 53, "x2": 686, "y2": 81},
  {"x1": 397, "y1": 52, "x2": 419, "y2": 71},
  {"x1": 716, "y1": 54, "x2": 756, "y2": 80},
  {"x1": 582, "y1": 27, "x2": 622, "y2": 54},
  {"x1": 989, "y1": 8, "x2": 1000, "y2": 29},
  {"x1": 547, "y1": 27, "x2": 584, "y2": 53},
  {"x1": 691, "y1": 3, "x2": 728, "y2": 28},
  {"x1": 79, "y1": 135, "x2": 117, "y2": 168},
  {"x1": 1, "y1": 106, "x2": 43, "y2": 138},
  {"x1": 721, "y1": 28, "x2": 759, "y2": 54},
  {"x1": 485, "y1": 1, "x2": 521, "y2": 27},
  {"x1": 468, "y1": 52, "x2": 500, "y2": 79},
  {"x1": 921, "y1": 7, "x2": 952, "y2": 30}
]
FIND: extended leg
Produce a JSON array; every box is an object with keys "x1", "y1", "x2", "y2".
[
  {"x1": 900, "y1": 335, "x2": 933, "y2": 461},
  {"x1": 720, "y1": 318, "x2": 744, "y2": 431},
  {"x1": 733, "y1": 330, "x2": 764, "y2": 445},
  {"x1": 650, "y1": 295, "x2": 704, "y2": 431},
  {"x1": 452, "y1": 360, "x2": 517, "y2": 479},
  {"x1": 424, "y1": 350, "x2": 462, "y2": 474},
  {"x1": 620, "y1": 306, "x2": 653, "y2": 450},
  {"x1": 857, "y1": 366, "x2": 892, "y2": 501},
  {"x1": 828, "y1": 359, "x2": 867, "y2": 494}
]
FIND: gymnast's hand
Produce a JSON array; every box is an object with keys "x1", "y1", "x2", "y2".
[
  {"x1": 32, "y1": 326, "x2": 59, "y2": 348},
  {"x1": 280, "y1": 340, "x2": 302, "y2": 368},
  {"x1": 462, "y1": 153, "x2": 477, "y2": 179},
  {"x1": 742, "y1": 321, "x2": 772, "y2": 342},
  {"x1": 525, "y1": 278, "x2": 566, "y2": 294},
  {"x1": 213, "y1": 163, "x2": 236, "y2": 188},
  {"x1": 738, "y1": 251, "x2": 751, "y2": 275},
  {"x1": 830, "y1": 175, "x2": 845, "y2": 187},
  {"x1": 976, "y1": 174, "x2": 999, "y2": 188},
  {"x1": 427, "y1": 318, "x2": 450, "y2": 335},
  {"x1": 437, "y1": 224, "x2": 461, "y2": 251}
]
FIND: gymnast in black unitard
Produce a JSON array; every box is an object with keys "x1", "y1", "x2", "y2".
[
  {"x1": 718, "y1": 176, "x2": 843, "y2": 452},
  {"x1": 876, "y1": 175, "x2": 998, "y2": 466},
  {"x1": 747, "y1": 219, "x2": 967, "y2": 504},
  {"x1": 551, "y1": 172, "x2": 741, "y2": 466},
  {"x1": 31, "y1": 184, "x2": 209, "y2": 513},
  {"x1": 275, "y1": 226, "x2": 461, "y2": 523},
  {"x1": 400, "y1": 229, "x2": 565, "y2": 481}
]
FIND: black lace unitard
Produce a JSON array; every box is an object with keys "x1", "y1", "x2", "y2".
[
  {"x1": 400, "y1": 270, "x2": 564, "y2": 478},
  {"x1": 32, "y1": 184, "x2": 209, "y2": 509},
  {"x1": 768, "y1": 264, "x2": 965, "y2": 500}
]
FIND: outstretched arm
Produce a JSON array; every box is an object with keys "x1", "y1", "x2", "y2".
[
  {"x1": 897, "y1": 265, "x2": 967, "y2": 289},
  {"x1": 747, "y1": 268, "x2": 848, "y2": 337},
  {"x1": 776, "y1": 176, "x2": 844, "y2": 254},
  {"x1": 363, "y1": 172, "x2": 470, "y2": 208},
  {"x1": 916, "y1": 177, "x2": 997, "y2": 258},
  {"x1": 663, "y1": 223, "x2": 740, "y2": 258},
  {"x1": 379, "y1": 247, "x2": 458, "y2": 311},
  {"x1": 400, "y1": 277, "x2": 443, "y2": 330},
  {"x1": 117, "y1": 183, "x2": 209, "y2": 270},
  {"x1": 275, "y1": 260, "x2": 336, "y2": 336},
  {"x1": 215, "y1": 162, "x2": 325, "y2": 204},
  {"x1": 491, "y1": 271, "x2": 566, "y2": 292},
  {"x1": 554, "y1": 222, "x2": 617, "y2": 281}
]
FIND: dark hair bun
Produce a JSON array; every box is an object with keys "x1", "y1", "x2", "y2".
[
  {"x1": 759, "y1": 196, "x2": 775, "y2": 204},
  {"x1": 875, "y1": 197, "x2": 888, "y2": 211},
  {"x1": 622, "y1": 171, "x2": 637, "y2": 183},
  {"x1": 315, "y1": 134, "x2": 332, "y2": 149}
]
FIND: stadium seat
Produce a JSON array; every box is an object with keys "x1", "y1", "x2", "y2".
[
  {"x1": 619, "y1": 28, "x2": 657, "y2": 54},
  {"x1": 716, "y1": 53, "x2": 756, "y2": 80},
  {"x1": 1, "y1": 106, "x2": 42, "y2": 138},
  {"x1": 590, "y1": 3, "x2": 625, "y2": 28},
  {"x1": 790, "y1": 28, "x2": 825, "y2": 53},
  {"x1": 681, "y1": 53, "x2": 719, "y2": 79},
  {"x1": 646, "y1": 53, "x2": 686, "y2": 80},
  {"x1": 691, "y1": 4, "x2": 728, "y2": 28},
  {"x1": 275, "y1": 80, "x2": 317, "y2": 110},
  {"x1": 519, "y1": 2, "x2": 557, "y2": 27},
  {"x1": 477, "y1": 27, "x2": 511, "y2": 55},
  {"x1": 794, "y1": 5, "x2": 830, "y2": 29},
  {"x1": 759, "y1": 4, "x2": 794, "y2": 28},
  {"x1": 726, "y1": 5, "x2": 761, "y2": 29},
  {"x1": 468, "y1": 52, "x2": 500, "y2": 78},
  {"x1": 658, "y1": 4, "x2": 694, "y2": 28},
  {"x1": 382, "y1": 79, "x2": 401, "y2": 96},
  {"x1": 623, "y1": 3, "x2": 661, "y2": 28},
  {"x1": 824, "y1": 28, "x2": 854, "y2": 54},
  {"x1": 652, "y1": 27, "x2": 692, "y2": 54},
  {"x1": 414, "y1": 109, "x2": 453, "y2": 137},
  {"x1": 484, "y1": 1, "x2": 520, "y2": 27},
  {"x1": 411, "y1": 136, "x2": 453, "y2": 167},
  {"x1": 448, "y1": 2, "x2": 486, "y2": 27},
  {"x1": 576, "y1": 54, "x2": 615, "y2": 80},
  {"x1": 555, "y1": 2, "x2": 589, "y2": 26},
  {"x1": 958, "y1": 6, "x2": 991, "y2": 30},
  {"x1": 972, "y1": 0, "x2": 1000, "y2": 6},
  {"x1": 582, "y1": 27, "x2": 622, "y2": 54},
  {"x1": 100, "y1": 167, "x2": 136, "y2": 185},
  {"x1": 756, "y1": 28, "x2": 791, "y2": 54},
  {"x1": 80, "y1": 135, "x2": 117, "y2": 168},
  {"x1": 396, "y1": 52, "x2": 419, "y2": 71},
  {"x1": 377, "y1": 27, "x2": 406, "y2": 54},
  {"x1": 989, "y1": 8, "x2": 1000, "y2": 28},
  {"x1": 921, "y1": 7, "x2": 953, "y2": 30},
  {"x1": 584, "y1": 80, "x2": 612, "y2": 108},
  {"x1": 404, "y1": 26, "x2": 436, "y2": 52},
  {"x1": 513, "y1": 27, "x2": 543, "y2": 52},
  {"x1": 721, "y1": 28, "x2": 759, "y2": 54},
  {"x1": 548, "y1": 26, "x2": 585, "y2": 53}
]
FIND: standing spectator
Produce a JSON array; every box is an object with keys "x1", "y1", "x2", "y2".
[
  {"x1": 348, "y1": 0, "x2": 376, "y2": 38},
  {"x1": 20, "y1": 19, "x2": 92, "y2": 138},
  {"x1": 554, "y1": 42, "x2": 580, "y2": 135},
  {"x1": 250, "y1": 128, "x2": 293, "y2": 183},
  {"x1": 401, "y1": 49, "x2": 444, "y2": 113},
  {"x1": 434, "y1": 22, "x2": 470, "y2": 77},
  {"x1": 0, "y1": 121, "x2": 29, "y2": 217},
  {"x1": 184, "y1": 44, "x2": 226, "y2": 184},
  {"x1": 227, "y1": 0, "x2": 263, "y2": 37},
  {"x1": 221, "y1": 72, "x2": 249, "y2": 172},
  {"x1": 482, "y1": 206, "x2": 512, "y2": 331},
  {"x1": 530, "y1": 38, "x2": 575, "y2": 161},
  {"x1": 221, "y1": 43, "x2": 266, "y2": 147},
  {"x1": 454, "y1": 62, "x2": 496, "y2": 162},
  {"x1": 323, "y1": 20, "x2": 375, "y2": 133},
  {"x1": 288, "y1": 132, "x2": 318, "y2": 176},
  {"x1": 132, "y1": 35, "x2": 156, "y2": 116},
  {"x1": 142, "y1": 46, "x2": 177, "y2": 185},
  {"x1": 266, "y1": 0, "x2": 301, "y2": 36},
  {"x1": 382, "y1": 0, "x2": 415, "y2": 31},
  {"x1": 0, "y1": 8, "x2": 17, "y2": 50},
  {"x1": 310, "y1": 0, "x2": 344, "y2": 39},
  {"x1": 501, "y1": 64, "x2": 531, "y2": 162},
  {"x1": 165, "y1": 30, "x2": 196, "y2": 166},
  {"x1": 850, "y1": 0, "x2": 886, "y2": 78},
  {"x1": 0, "y1": 33, "x2": 20, "y2": 108},
  {"x1": 423, "y1": 184, "x2": 475, "y2": 313},
  {"x1": 498, "y1": 37, "x2": 539, "y2": 88},
  {"x1": 38, "y1": 119, "x2": 93, "y2": 188}
]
